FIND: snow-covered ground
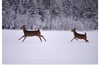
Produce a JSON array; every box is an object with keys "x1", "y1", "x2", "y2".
[{"x1": 2, "y1": 30, "x2": 98, "y2": 64}]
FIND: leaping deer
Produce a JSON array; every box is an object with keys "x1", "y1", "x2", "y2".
[
  {"x1": 19, "y1": 25, "x2": 46, "y2": 42},
  {"x1": 71, "y1": 28, "x2": 89, "y2": 42}
]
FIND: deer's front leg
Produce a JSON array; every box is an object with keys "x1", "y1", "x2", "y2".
[
  {"x1": 19, "y1": 35, "x2": 24, "y2": 40},
  {"x1": 71, "y1": 37, "x2": 75, "y2": 42},
  {"x1": 22, "y1": 36, "x2": 26, "y2": 42}
]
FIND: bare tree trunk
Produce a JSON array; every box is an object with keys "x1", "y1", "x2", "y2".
[
  {"x1": 49, "y1": 0, "x2": 53, "y2": 30},
  {"x1": 55, "y1": 0, "x2": 64, "y2": 30}
]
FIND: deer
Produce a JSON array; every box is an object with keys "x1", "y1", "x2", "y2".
[
  {"x1": 71, "y1": 28, "x2": 89, "y2": 42},
  {"x1": 18, "y1": 25, "x2": 46, "y2": 42}
]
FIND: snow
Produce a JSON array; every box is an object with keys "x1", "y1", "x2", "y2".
[{"x1": 2, "y1": 30, "x2": 98, "y2": 64}]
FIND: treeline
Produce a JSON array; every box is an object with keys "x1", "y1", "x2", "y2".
[{"x1": 2, "y1": 0, "x2": 98, "y2": 30}]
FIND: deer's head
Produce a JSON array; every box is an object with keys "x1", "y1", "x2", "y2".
[
  {"x1": 71, "y1": 28, "x2": 76, "y2": 32},
  {"x1": 21, "y1": 25, "x2": 25, "y2": 29}
]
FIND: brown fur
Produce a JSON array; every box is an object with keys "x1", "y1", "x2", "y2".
[
  {"x1": 71, "y1": 28, "x2": 89, "y2": 42},
  {"x1": 19, "y1": 25, "x2": 46, "y2": 42}
]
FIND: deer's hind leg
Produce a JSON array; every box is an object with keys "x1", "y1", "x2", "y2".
[
  {"x1": 40, "y1": 35, "x2": 46, "y2": 41},
  {"x1": 19, "y1": 35, "x2": 24, "y2": 40},
  {"x1": 84, "y1": 38, "x2": 89, "y2": 42},
  {"x1": 22, "y1": 36, "x2": 26, "y2": 42},
  {"x1": 84, "y1": 36, "x2": 89, "y2": 42},
  {"x1": 38, "y1": 36, "x2": 42, "y2": 42}
]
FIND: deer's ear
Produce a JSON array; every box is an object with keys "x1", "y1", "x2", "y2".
[
  {"x1": 23, "y1": 25, "x2": 25, "y2": 27},
  {"x1": 74, "y1": 28, "x2": 76, "y2": 30}
]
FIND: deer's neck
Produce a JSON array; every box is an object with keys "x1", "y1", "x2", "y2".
[
  {"x1": 23, "y1": 28, "x2": 26, "y2": 34},
  {"x1": 73, "y1": 31, "x2": 77, "y2": 35}
]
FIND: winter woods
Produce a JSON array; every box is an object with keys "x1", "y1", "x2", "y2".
[{"x1": 2, "y1": 0, "x2": 98, "y2": 30}]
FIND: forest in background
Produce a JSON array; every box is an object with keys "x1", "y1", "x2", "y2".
[{"x1": 2, "y1": 0, "x2": 98, "y2": 30}]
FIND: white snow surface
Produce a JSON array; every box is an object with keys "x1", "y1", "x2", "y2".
[{"x1": 2, "y1": 30, "x2": 98, "y2": 64}]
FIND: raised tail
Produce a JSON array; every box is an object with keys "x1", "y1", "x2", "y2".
[
  {"x1": 85, "y1": 32, "x2": 87, "y2": 36},
  {"x1": 37, "y1": 28, "x2": 40, "y2": 32},
  {"x1": 85, "y1": 32, "x2": 87, "y2": 38},
  {"x1": 85, "y1": 32, "x2": 89, "y2": 42}
]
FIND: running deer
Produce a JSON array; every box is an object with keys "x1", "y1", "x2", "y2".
[
  {"x1": 71, "y1": 28, "x2": 89, "y2": 42},
  {"x1": 19, "y1": 25, "x2": 46, "y2": 42}
]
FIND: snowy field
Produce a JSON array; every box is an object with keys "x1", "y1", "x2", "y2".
[{"x1": 2, "y1": 30, "x2": 98, "y2": 64}]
